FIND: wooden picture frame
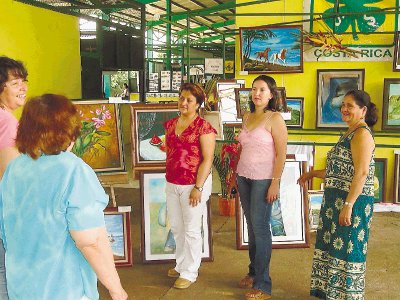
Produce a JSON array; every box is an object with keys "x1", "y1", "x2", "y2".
[
  {"x1": 222, "y1": 122, "x2": 242, "y2": 141},
  {"x1": 104, "y1": 207, "x2": 132, "y2": 267},
  {"x1": 130, "y1": 103, "x2": 179, "y2": 169},
  {"x1": 393, "y1": 32, "x2": 400, "y2": 72},
  {"x1": 140, "y1": 171, "x2": 213, "y2": 263},
  {"x1": 217, "y1": 80, "x2": 243, "y2": 122},
  {"x1": 394, "y1": 154, "x2": 400, "y2": 203},
  {"x1": 234, "y1": 88, "x2": 252, "y2": 118},
  {"x1": 316, "y1": 69, "x2": 365, "y2": 129},
  {"x1": 285, "y1": 97, "x2": 304, "y2": 128},
  {"x1": 235, "y1": 155, "x2": 309, "y2": 249},
  {"x1": 72, "y1": 100, "x2": 125, "y2": 172},
  {"x1": 382, "y1": 78, "x2": 400, "y2": 131},
  {"x1": 240, "y1": 25, "x2": 303, "y2": 74},
  {"x1": 374, "y1": 158, "x2": 387, "y2": 203},
  {"x1": 308, "y1": 190, "x2": 324, "y2": 231}
]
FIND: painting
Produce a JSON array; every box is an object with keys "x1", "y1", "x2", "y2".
[
  {"x1": 72, "y1": 100, "x2": 124, "y2": 172},
  {"x1": 140, "y1": 171, "x2": 213, "y2": 263},
  {"x1": 130, "y1": 103, "x2": 179, "y2": 168},
  {"x1": 374, "y1": 158, "x2": 387, "y2": 203},
  {"x1": 285, "y1": 97, "x2": 304, "y2": 128},
  {"x1": 236, "y1": 156, "x2": 309, "y2": 249},
  {"x1": 316, "y1": 69, "x2": 365, "y2": 129},
  {"x1": 394, "y1": 154, "x2": 400, "y2": 203},
  {"x1": 308, "y1": 190, "x2": 324, "y2": 231},
  {"x1": 394, "y1": 32, "x2": 400, "y2": 71},
  {"x1": 222, "y1": 122, "x2": 242, "y2": 141},
  {"x1": 382, "y1": 78, "x2": 400, "y2": 131},
  {"x1": 240, "y1": 25, "x2": 303, "y2": 74},
  {"x1": 104, "y1": 207, "x2": 132, "y2": 267},
  {"x1": 217, "y1": 80, "x2": 243, "y2": 122},
  {"x1": 203, "y1": 111, "x2": 223, "y2": 140},
  {"x1": 234, "y1": 88, "x2": 252, "y2": 118}
]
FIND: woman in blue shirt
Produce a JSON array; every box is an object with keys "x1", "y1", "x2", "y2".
[{"x1": 0, "y1": 94, "x2": 127, "y2": 300}]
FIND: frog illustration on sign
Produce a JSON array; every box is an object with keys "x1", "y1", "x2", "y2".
[{"x1": 322, "y1": 0, "x2": 386, "y2": 40}]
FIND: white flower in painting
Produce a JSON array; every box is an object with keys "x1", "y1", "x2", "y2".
[
  {"x1": 331, "y1": 223, "x2": 336, "y2": 234},
  {"x1": 326, "y1": 208, "x2": 334, "y2": 219},
  {"x1": 335, "y1": 198, "x2": 344, "y2": 210},
  {"x1": 323, "y1": 231, "x2": 331, "y2": 244},
  {"x1": 333, "y1": 237, "x2": 344, "y2": 250},
  {"x1": 363, "y1": 242, "x2": 368, "y2": 254},
  {"x1": 365, "y1": 204, "x2": 372, "y2": 217},
  {"x1": 347, "y1": 241, "x2": 353, "y2": 253},
  {"x1": 353, "y1": 216, "x2": 361, "y2": 228},
  {"x1": 358, "y1": 229, "x2": 365, "y2": 242}
]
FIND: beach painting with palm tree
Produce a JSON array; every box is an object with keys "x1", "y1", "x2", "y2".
[{"x1": 240, "y1": 25, "x2": 303, "y2": 73}]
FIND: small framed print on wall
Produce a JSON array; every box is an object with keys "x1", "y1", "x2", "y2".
[
  {"x1": 393, "y1": 32, "x2": 400, "y2": 72},
  {"x1": 285, "y1": 97, "x2": 304, "y2": 128},
  {"x1": 374, "y1": 158, "x2": 387, "y2": 203},
  {"x1": 382, "y1": 78, "x2": 400, "y2": 131},
  {"x1": 104, "y1": 207, "x2": 132, "y2": 267}
]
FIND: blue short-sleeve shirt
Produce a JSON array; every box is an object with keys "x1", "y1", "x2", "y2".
[{"x1": 0, "y1": 152, "x2": 109, "y2": 300}]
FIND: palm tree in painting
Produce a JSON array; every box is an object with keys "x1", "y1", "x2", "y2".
[{"x1": 242, "y1": 29, "x2": 276, "y2": 62}]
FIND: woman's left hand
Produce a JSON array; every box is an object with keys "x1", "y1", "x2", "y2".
[
  {"x1": 266, "y1": 181, "x2": 279, "y2": 203},
  {"x1": 189, "y1": 188, "x2": 202, "y2": 207},
  {"x1": 339, "y1": 205, "x2": 353, "y2": 226}
]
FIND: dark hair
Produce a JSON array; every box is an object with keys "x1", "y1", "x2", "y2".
[
  {"x1": 123, "y1": 83, "x2": 129, "y2": 89},
  {"x1": 16, "y1": 94, "x2": 82, "y2": 159},
  {"x1": 345, "y1": 90, "x2": 378, "y2": 127},
  {"x1": 179, "y1": 83, "x2": 205, "y2": 110},
  {"x1": 0, "y1": 56, "x2": 28, "y2": 94},
  {"x1": 249, "y1": 75, "x2": 282, "y2": 112}
]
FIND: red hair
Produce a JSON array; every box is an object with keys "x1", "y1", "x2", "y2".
[{"x1": 16, "y1": 94, "x2": 81, "y2": 159}]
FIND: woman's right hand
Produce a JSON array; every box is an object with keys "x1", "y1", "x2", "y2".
[
  {"x1": 297, "y1": 171, "x2": 313, "y2": 187},
  {"x1": 109, "y1": 288, "x2": 128, "y2": 300}
]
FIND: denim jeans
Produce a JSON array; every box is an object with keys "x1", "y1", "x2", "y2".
[
  {"x1": 237, "y1": 175, "x2": 272, "y2": 294},
  {"x1": 0, "y1": 239, "x2": 8, "y2": 299}
]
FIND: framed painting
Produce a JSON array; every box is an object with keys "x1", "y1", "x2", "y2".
[
  {"x1": 394, "y1": 32, "x2": 400, "y2": 72},
  {"x1": 285, "y1": 97, "x2": 304, "y2": 128},
  {"x1": 140, "y1": 171, "x2": 213, "y2": 263},
  {"x1": 203, "y1": 111, "x2": 223, "y2": 140},
  {"x1": 308, "y1": 190, "x2": 324, "y2": 231},
  {"x1": 217, "y1": 80, "x2": 243, "y2": 122},
  {"x1": 374, "y1": 158, "x2": 387, "y2": 203},
  {"x1": 394, "y1": 154, "x2": 400, "y2": 203},
  {"x1": 222, "y1": 122, "x2": 242, "y2": 141},
  {"x1": 130, "y1": 103, "x2": 179, "y2": 168},
  {"x1": 235, "y1": 156, "x2": 309, "y2": 249},
  {"x1": 240, "y1": 25, "x2": 303, "y2": 74},
  {"x1": 382, "y1": 78, "x2": 400, "y2": 131},
  {"x1": 234, "y1": 88, "x2": 252, "y2": 118},
  {"x1": 71, "y1": 100, "x2": 124, "y2": 172},
  {"x1": 104, "y1": 207, "x2": 132, "y2": 267},
  {"x1": 316, "y1": 69, "x2": 365, "y2": 129}
]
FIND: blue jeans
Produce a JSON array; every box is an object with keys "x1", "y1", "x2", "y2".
[
  {"x1": 237, "y1": 175, "x2": 272, "y2": 294},
  {"x1": 0, "y1": 239, "x2": 8, "y2": 299}
]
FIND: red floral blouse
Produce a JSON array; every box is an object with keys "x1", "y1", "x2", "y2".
[{"x1": 163, "y1": 116, "x2": 217, "y2": 185}]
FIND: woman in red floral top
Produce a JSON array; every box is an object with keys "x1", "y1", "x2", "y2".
[{"x1": 163, "y1": 83, "x2": 216, "y2": 289}]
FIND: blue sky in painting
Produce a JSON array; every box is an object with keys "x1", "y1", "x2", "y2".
[
  {"x1": 149, "y1": 177, "x2": 166, "y2": 203},
  {"x1": 244, "y1": 27, "x2": 301, "y2": 67},
  {"x1": 286, "y1": 100, "x2": 301, "y2": 111},
  {"x1": 389, "y1": 83, "x2": 400, "y2": 96}
]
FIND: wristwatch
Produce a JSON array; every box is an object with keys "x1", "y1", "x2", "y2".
[{"x1": 194, "y1": 185, "x2": 203, "y2": 192}]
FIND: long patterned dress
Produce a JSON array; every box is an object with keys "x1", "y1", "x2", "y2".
[{"x1": 310, "y1": 126, "x2": 375, "y2": 300}]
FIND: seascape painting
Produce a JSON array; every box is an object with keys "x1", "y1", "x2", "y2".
[{"x1": 240, "y1": 25, "x2": 303, "y2": 74}]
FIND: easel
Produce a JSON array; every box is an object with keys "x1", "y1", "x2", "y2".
[{"x1": 97, "y1": 172, "x2": 130, "y2": 207}]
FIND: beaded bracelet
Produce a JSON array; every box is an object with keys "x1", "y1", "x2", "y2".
[
  {"x1": 271, "y1": 177, "x2": 280, "y2": 181},
  {"x1": 344, "y1": 201, "x2": 353, "y2": 207}
]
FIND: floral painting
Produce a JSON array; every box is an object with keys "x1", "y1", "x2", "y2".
[{"x1": 72, "y1": 100, "x2": 124, "y2": 172}]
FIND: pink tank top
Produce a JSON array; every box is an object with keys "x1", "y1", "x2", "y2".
[
  {"x1": 0, "y1": 108, "x2": 18, "y2": 150},
  {"x1": 236, "y1": 115, "x2": 275, "y2": 180}
]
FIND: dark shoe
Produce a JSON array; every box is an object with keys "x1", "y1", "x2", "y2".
[
  {"x1": 245, "y1": 288, "x2": 271, "y2": 300},
  {"x1": 239, "y1": 275, "x2": 254, "y2": 289},
  {"x1": 173, "y1": 277, "x2": 193, "y2": 289},
  {"x1": 167, "y1": 268, "x2": 179, "y2": 278}
]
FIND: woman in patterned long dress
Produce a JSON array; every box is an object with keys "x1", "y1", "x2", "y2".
[{"x1": 298, "y1": 90, "x2": 378, "y2": 299}]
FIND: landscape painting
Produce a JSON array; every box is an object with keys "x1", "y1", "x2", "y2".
[{"x1": 240, "y1": 25, "x2": 303, "y2": 74}]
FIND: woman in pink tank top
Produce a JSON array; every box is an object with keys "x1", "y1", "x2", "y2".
[{"x1": 233, "y1": 75, "x2": 288, "y2": 300}]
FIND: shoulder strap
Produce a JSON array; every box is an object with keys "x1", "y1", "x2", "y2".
[{"x1": 347, "y1": 125, "x2": 372, "y2": 140}]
